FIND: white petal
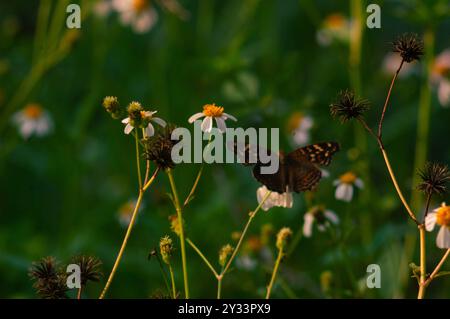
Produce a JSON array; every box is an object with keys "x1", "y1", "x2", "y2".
[
  {"x1": 133, "y1": 9, "x2": 158, "y2": 33},
  {"x1": 436, "y1": 226, "x2": 450, "y2": 249},
  {"x1": 35, "y1": 117, "x2": 51, "y2": 136},
  {"x1": 324, "y1": 210, "x2": 339, "y2": 224},
  {"x1": 282, "y1": 192, "x2": 293, "y2": 208},
  {"x1": 145, "y1": 123, "x2": 155, "y2": 137},
  {"x1": 301, "y1": 116, "x2": 314, "y2": 130},
  {"x1": 215, "y1": 117, "x2": 227, "y2": 133},
  {"x1": 303, "y1": 213, "x2": 314, "y2": 238},
  {"x1": 293, "y1": 130, "x2": 309, "y2": 145},
  {"x1": 124, "y1": 123, "x2": 134, "y2": 134},
  {"x1": 188, "y1": 112, "x2": 205, "y2": 123},
  {"x1": 201, "y1": 116, "x2": 213, "y2": 133},
  {"x1": 321, "y1": 169, "x2": 330, "y2": 178},
  {"x1": 335, "y1": 183, "x2": 353, "y2": 202},
  {"x1": 425, "y1": 212, "x2": 437, "y2": 232},
  {"x1": 19, "y1": 120, "x2": 36, "y2": 139},
  {"x1": 152, "y1": 117, "x2": 166, "y2": 127},
  {"x1": 122, "y1": 117, "x2": 130, "y2": 124},
  {"x1": 222, "y1": 112, "x2": 237, "y2": 121},
  {"x1": 438, "y1": 79, "x2": 450, "y2": 108},
  {"x1": 354, "y1": 178, "x2": 364, "y2": 189}
]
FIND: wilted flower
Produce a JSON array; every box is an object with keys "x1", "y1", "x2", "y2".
[
  {"x1": 303, "y1": 206, "x2": 339, "y2": 238},
  {"x1": 333, "y1": 171, "x2": 364, "y2": 202},
  {"x1": 417, "y1": 162, "x2": 450, "y2": 196},
  {"x1": 188, "y1": 103, "x2": 237, "y2": 133},
  {"x1": 29, "y1": 257, "x2": 68, "y2": 299},
  {"x1": 122, "y1": 102, "x2": 166, "y2": 136},
  {"x1": 142, "y1": 124, "x2": 179, "y2": 170},
  {"x1": 112, "y1": 0, "x2": 158, "y2": 33},
  {"x1": 392, "y1": 33, "x2": 424, "y2": 63},
  {"x1": 102, "y1": 96, "x2": 123, "y2": 119},
  {"x1": 316, "y1": 13, "x2": 351, "y2": 47},
  {"x1": 218, "y1": 244, "x2": 233, "y2": 267},
  {"x1": 71, "y1": 255, "x2": 103, "y2": 285},
  {"x1": 256, "y1": 185, "x2": 293, "y2": 211},
  {"x1": 159, "y1": 236, "x2": 174, "y2": 265},
  {"x1": 13, "y1": 103, "x2": 52, "y2": 139},
  {"x1": 330, "y1": 90, "x2": 370, "y2": 123},
  {"x1": 276, "y1": 227, "x2": 292, "y2": 250},
  {"x1": 425, "y1": 202, "x2": 450, "y2": 249},
  {"x1": 287, "y1": 112, "x2": 313, "y2": 146}
]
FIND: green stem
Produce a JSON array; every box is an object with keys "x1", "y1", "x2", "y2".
[
  {"x1": 167, "y1": 169, "x2": 190, "y2": 299},
  {"x1": 266, "y1": 247, "x2": 284, "y2": 299},
  {"x1": 168, "y1": 264, "x2": 177, "y2": 299},
  {"x1": 186, "y1": 238, "x2": 219, "y2": 278},
  {"x1": 217, "y1": 277, "x2": 222, "y2": 299},
  {"x1": 417, "y1": 225, "x2": 427, "y2": 299},
  {"x1": 135, "y1": 131, "x2": 142, "y2": 190}
]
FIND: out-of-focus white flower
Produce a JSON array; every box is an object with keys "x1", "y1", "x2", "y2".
[
  {"x1": 256, "y1": 186, "x2": 293, "y2": 212},
  {"x1": 333, "y1": 171, "x2": 363, "y2": 202},
  {"x1": 188, "y1": 103, "x2": 237, "y2": 133},
  {"x1": 12, "y1": 103, "x2": 52, "y2": 139},
  {"x1": 122, "y1": 110, "x2": 166, "y2": 136},
  {"x1": 118, "y1": 199, "x2": 142, "y2": 226},
  {"x1": 303, "y1": 206, "x2": 339, "y2": 238},
  {"x1": 287, "y1": 112, "x2": 313, "y2": 146},
  {"x1": 112, "y1": 0, "x2": 158, "y2": 33},
  {"x1": 425, "y1": 202, "x2": 450, "y2": 249},
  {"x1": 431, "y1": 49, "x2": 450, "y2": 108},
  {"x1": 94, "y1": 0, "x2": 112, "y2": 17},
  {"x1": 235, "y1": 255, "x2": 257, "y2": 271},
  {"x1": 316, "y1": 13, "x2": 351, "y2": 47},
  {"x1": 382, "y1": 52, "x2": 414, "y2": 78}
]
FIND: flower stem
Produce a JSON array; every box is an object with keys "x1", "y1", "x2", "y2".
[
  {"x1": 186, "y1": 238, "x2": 219, "y2": 278},
  {"x1": 417, "y1": 225, "x2": 427, "y2": 299},
  {"x1": 168, "y1": 264, "x2": 177, "y2": 299},
  {"x1": 183, "y1": 165, "x2": 204, "y2": 207},
  {"x1": 266, "y1": 247, "x2": 284, "y2": 299},
  {"x1": 217, "y1": 277, "x2": 223, "y2": 299},
  {"x1": 77, "y1": 285, "x2": 83, "y2": 300},
  {"x1": 221, "y1": 191, "x2": 272, "y2": 277},
  {"x1": 135, "y1": 131, "x2": 142, "y2": 190},
  {"x1": 99, "y1": 169, "x2": 159, "y2": 299},
  {"x1": 167, "y1": 169, "x2": 190, "y2": 299},
  {"x1": 424, "y1": 249, "x2": 450, "y2": 287}
]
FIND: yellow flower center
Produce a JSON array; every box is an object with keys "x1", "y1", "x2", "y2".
[
  {"x1": 436, "y1": 205, "x2": 450, "y2": 228},
  {"x1": 433, "y1": 62, "x2": 450, "y2": 77},
  {"x1": 132, "y1": 0, "x2": 148, "y2": 12},
  {"x1": 339, "y1": 172, "x2": 357, "y2": 184},
  {"x1": 324, "y1": 13, "x2": 346, "y2": 29},
  {"x1": 287, "y1": 112, "x2": 303, "y2": 132},
  {"x1": 23, "y1": 104, "x2": 43, "y2": 119},
  {"x1": 202, "y1": 103, "x2": 224, "y2": 117}
]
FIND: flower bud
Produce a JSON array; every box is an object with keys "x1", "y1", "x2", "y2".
[{"x1": 276, "y1": 227, "x2": 292, "y2": 251}]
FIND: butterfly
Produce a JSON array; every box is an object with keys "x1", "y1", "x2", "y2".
[{"x1": 234, "y1": 142, "x2": 340, "y2": 194}]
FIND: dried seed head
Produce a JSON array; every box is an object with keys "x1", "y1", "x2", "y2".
[
  {"x1": 417, "y1": 162, "x2": 450, "y2": 196},
  {"x1": 330, "y1": 89, "x2": 370, "y2": 123},
  {"x1": 143, "y1": 124, "x2": 180, "y2": 170},
  {"x1": 218, "y1": 244, "x2": 234, "y2": 267},
  {"x1": 71, "y1": 255, "x2": 103, "y2": 285},
  {"x1": 276, "y1": 227, "x2": 292, "y2": 250},
  {"x1": 102, "y1": 96, "x2": 122, "y2": 119},
  {"x1": 392, "y1": 33, "x2": 424, "y2": 63},
  {"x1": 29, "y1": 257, "x2": 68, "y2": 299}
]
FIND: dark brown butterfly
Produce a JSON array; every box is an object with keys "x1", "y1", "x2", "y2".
[{"x1": 235, "y1": 142, "x2": 340, "y2": 194}]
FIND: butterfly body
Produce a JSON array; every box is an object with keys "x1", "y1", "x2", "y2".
[{"x1": 251, "y1": 142, "x2": 340, "y2": 194}]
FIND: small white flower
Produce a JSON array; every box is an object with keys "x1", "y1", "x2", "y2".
[
  {"x1": 256, "y1": 186, "x2": 293, "y2": 212},
  {"x1": 333, "y1": 171, "x2": 363, "y2": 202},
  {"x1": 287, "y1": 112, "x2": 313, "y2": 146},
  {"x1": 235, "y1": 255, "x2": 257, "y2": 271},
  {"x1": 122, "y1": 110, "x2": 166, "y2": 136},
  {"x1": 188, "y1": 103, "x2": 237, "y2": 133},
  {"x1": 94, "y1": 0, "x2": 112, "y2": 18},
  {"x1": 303, "y1": 206, "x2": 339, "y2": 238},
  {"x1": 12, "y1": 103, "x2": 52, "y2": 139},
  {"x1": 425, "y1": 202, "x2": 450, "y2": 249},
  {"x1": 118, "y1": 199, "x2": 143, "y2": 227},
  {"x1": 431, "y1": 49, "x2": 450, "y2": 108},
  {"x1": 112, "y1": 0, "x2": 158, "y2": 33},
  {"x1": 316, "y1": 13, "x2": 351, "y2": 47},
  {"x1": 437, "y1": 79, "x2": 450, "y2": 108}
]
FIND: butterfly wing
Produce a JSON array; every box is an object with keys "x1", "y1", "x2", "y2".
[
  {"x1": 289, "y1": 142, "x2": 340, "y2": 166},
  {"x1": 286, "y1": 160, "x2": 322, "y2": 192},
  {"x1": 252, "y1": 162, "x2": 286, "y2": 193}
]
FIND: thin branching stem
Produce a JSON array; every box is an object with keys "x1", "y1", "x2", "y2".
[
  {"x1": 186, "y1": 238, "x2": 219, "y2": 278},
  {"x1": 424, "y1": 249, "x2": 450, "y2": 287},
  {"x1": 266, "y1": 247, "x2": 284, "y2": 299}
]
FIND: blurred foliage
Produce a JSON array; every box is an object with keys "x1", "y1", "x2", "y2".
[{"x1": 0, "y1": 0, "x2": 449, "y2": 298}]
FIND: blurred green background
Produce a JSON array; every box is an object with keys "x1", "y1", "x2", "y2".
[{"x1": 0, "y1": 0, "x2": 449, "y2": 298}]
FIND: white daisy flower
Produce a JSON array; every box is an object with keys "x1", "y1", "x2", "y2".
[
  {"x1": 93, "y1": 0, "x2": 112, "y2": 18},
  {"x1": 256, "y1": 185, "x2": 293, "y2": 212},
  {"x1": 303, "y1": 206, "x2": 339, "y2": 238},
  {"x1": 12, "y1": 103, "x2": 53, "y2": 139},
  {"x1": 287, "y1": 112, "x2": 313, "y2": 146},
  {"x1": 112, "y1": 0, "x2": 158, "y2": 33},
  {"x1": 316, "y1": 13, "x2": 351, "y2": 47},
  {"x1": 431, "y1": 49, "x2": 450, "y2": 108},
  {"x1": 425, "y1": 202, "x2": 450, "y2": 249},
  {"x1": 118, "y1": 199, "x2": 142, "y2": 227},
  {"x1": 122, "y1": 110, "x2": 166, "y2": 136},
  {"x1": 333, "y1": 171, "x2": 364, "y2": 202},
  {"x1": 188, "y1": 103, "x2": 237, "y2": 133},
  {"x1": 437, "y1": 79, "x2": 450, "y2": 108}
]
